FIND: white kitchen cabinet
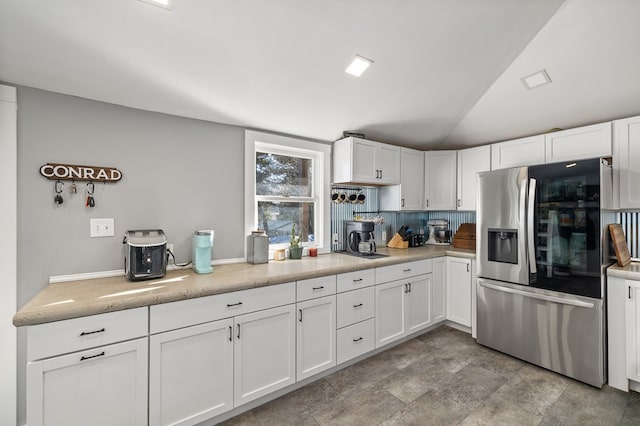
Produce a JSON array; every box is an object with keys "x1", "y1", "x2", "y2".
[
  {"x1": 457, "y1": 145, "x2": 491, "y2": 210},
  {"x1": 380, "y1": 147, "x2": 424, "y2": 210},
  {"x1": 296, "y1": 295, "x2": 336, "y2": 380},
  {"x1": 375, "y1": 260, "x2": 433, "y2": 348},
  {"x1": 424, "y1": 151, "x2": 457, "y2": 210},
  {"x1": 545, "y1": 122, "x2": 612, "y2": 164},
  {"x1": 614, "y1": 115, "x2": 640, "y2": 209},
  {"x1": 431, "y1": 257, "x2": 447, "y2": 323},
  {"x1": 491, "y1": 135, "x2": 545, "y2": 170},
  {"x1": 149, "y1": 319, "x2": 234, "y2": 426},
  {"x1": 446, "y1": 257, "x2": 472, "y2": 327},
  {"x1": 333, "y1": 137, "x2": 400, "y2": 185},
  {"x1": 336, "y1": 318, "x2": 375, "y2": 364},
  {"x1": 27, "y1": 338, "x2": 148, "y2": 426},
  {"x1": 234, "y1": 304, "x2": 296, "y2": 406},
  {"x1": 626, "y1": 280, "x2": 640, "y2": 383}
]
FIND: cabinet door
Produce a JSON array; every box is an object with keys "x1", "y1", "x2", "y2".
[
  {"x1": 406, "y1": 275, "x2": 432, "y2": 334},
  {"x1": 378, "y1": 144, "x2": 401, "y2": 184},
  {"x1": 446, "y1": 257, "x2": 472, "y2": 327},
  {"x1": 424, "y1": 151, "x2": 457, "y2": 210},
  {"x1": 375, "y1": 280, "x2": 407, "y2": 348},
  {"x1": 615, "y1": 116, "x2": 640, "y2": 209},
  {"x1": 457, "y1": 145, "x2": 491, "y2": 211},
  {"x1": 296, "y1": 295, "x2": 336, "y2": 381},
  {"x1": 351, "y1": 138, "x2": 379, "y2": 183},
  {"x1": 234, "y1": 305, "x2": 295, "y2": 406},
  {"x1": 545, "y1": 122, "x2": 612, "y2": 163},
  {"x1": 625, "y1": 281, "x2": 640, "y2": 382},
  {"x1": 431, "y1": 257, "x2": 447, "y2": 323},
  {"x1": 149, "y1": 319, "x2": 234, "y2": 426},
  {"x1": 400, "y1": 147, "x2": 424, "y2": 209},
  {"x1": 491, "y1": 135, "x2": 545, "y2": 170},
  {"x1": 27, "y1": 338, "x2": 148, "y2": 426}
]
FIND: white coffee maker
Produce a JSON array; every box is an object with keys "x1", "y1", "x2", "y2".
[{"x1": 425, "y1": 219, "x2": 452, "y2": 245}]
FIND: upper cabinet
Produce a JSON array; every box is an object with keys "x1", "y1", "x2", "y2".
[
  {"x1": 457, "y1": 145, "x2": 491, "y2": 211},
  {"x1": 544, "y1": 122, "x2": 612, "y2": 164},
  {"x1": 491, "y1": 135, "x2": 545, "y2": 170},
  {"x1": 614, "y1": 115, "x2": 640, "y2": 209},
  {"x1": 333, "y1": 137, "x2": 400, "y2": 185},
  {"x1": 380, "y1": 147, "x2": 424, "y2": 210},
  {"x1": 424, "y1": 151, "x2": 457, "y2": 210}
]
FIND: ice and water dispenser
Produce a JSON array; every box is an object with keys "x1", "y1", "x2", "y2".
[{"x1": 488, "y1": 229, "x2": 518, "y2": 264}]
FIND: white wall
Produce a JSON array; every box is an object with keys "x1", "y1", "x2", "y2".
[{"x1": 0, "y1": 85, "x2": 17, "y2": 425}]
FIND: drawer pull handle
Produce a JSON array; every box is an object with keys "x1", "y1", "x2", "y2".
[
  {"x1": 79, "y1": 328, "x2": 105, "y2": 337},
  {"x1": 353, "y1": 278, "x2": 363, "y2": 282},
  {"x1": 353, "y1": 303, "x2": 363, "y2": 308},
  {"x1": 353, "y1": 337, "x2": 363, "y2": 342},
  {"x1": 227, "y1": 302, "x2": 243, "y2": 307},
  {"x1": 403, "y1": 268, "x2": 412, "y2": 272},
  {"x1": 312, "y1": 286, "x2": 325, "y2": 290},
  {"x1": 80, "y1": 351, "x2": 105, "y2": 361}
]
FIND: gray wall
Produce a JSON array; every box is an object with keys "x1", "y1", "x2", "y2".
[
  {"x1": 15, "y1": 87, "x2": 245, "y2": 424},
  {"x1": 17, "y1": 87, "x2": 245, "y2": 305}
]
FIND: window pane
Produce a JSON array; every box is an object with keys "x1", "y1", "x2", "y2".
[
  {"x1": 256, "y1": 152, "x2": 312, "y2": 197},
  {"x1": 257, "y1": 201, "x2": 315, "y2": 244}
]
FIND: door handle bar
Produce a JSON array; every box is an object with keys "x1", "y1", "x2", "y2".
[{"x1": 479, "y1": 281, "x2": 594, "y2": 308}]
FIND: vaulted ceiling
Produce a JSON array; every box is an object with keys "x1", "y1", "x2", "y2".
[{"x1": 1, "y1": 0, "x2": 639, "y2": 150}]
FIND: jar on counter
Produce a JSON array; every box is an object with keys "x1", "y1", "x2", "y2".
[{"x1": 247, "y1": 230, "x2": 269, "y2": 264}]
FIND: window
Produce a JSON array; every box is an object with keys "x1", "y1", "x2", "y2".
[{"x1": 245, "y1": 131, "x2": 331, "y2": 256}]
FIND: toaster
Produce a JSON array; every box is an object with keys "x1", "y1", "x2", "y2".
[{"x1": 123, "y1": 229, "x2": 168, "y2": 281}]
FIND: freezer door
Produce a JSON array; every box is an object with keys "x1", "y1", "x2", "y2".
[
  {"x1": 477, "y1": 167, "x2": 531, "y2": 285},
  {"x1": 477, "y1": 278, "x2": 604, "y2": 388}
]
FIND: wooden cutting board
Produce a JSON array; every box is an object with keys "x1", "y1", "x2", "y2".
[{"x1": 609, "y1": 224, "x2": 631, "y2": 267}]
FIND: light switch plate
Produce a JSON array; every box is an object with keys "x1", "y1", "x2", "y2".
[{"x1": 90, "y1": 218, "x2": 115, "y2": 238}]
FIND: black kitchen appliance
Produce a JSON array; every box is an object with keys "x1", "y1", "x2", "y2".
[
  {"x1": 345, "y1": 221, "x2": 376, "y2": 255},
  {"x1": 123, "y1": 229, "x2": 168, "y2": 281}
]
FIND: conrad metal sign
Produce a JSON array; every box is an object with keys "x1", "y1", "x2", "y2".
[{"x1": 40, "y1": 163, "x2": 122, "y2": 182}]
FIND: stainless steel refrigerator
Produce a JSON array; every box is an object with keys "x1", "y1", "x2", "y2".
[{"x1": 476, "y1": 158, "x2": 614, "y2": 388}]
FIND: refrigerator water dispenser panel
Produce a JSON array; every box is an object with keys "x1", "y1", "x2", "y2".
[{"x1": 488, "y1": 229, "x2": 518, "y2": 264}]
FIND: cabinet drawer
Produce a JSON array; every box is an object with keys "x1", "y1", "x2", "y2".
[
  {"x1": 376, "y1": 259, "x2": 432, "y2": 284},
  {"x1": 337, "y1": 269, "x2": 375, "y2": 293},
  {"x1": 336, "y1": 287, "x2": 374, "y2": 329},
  {"x1": 337, "y1": 319, "x2": 375, "y2": 364},
  {"x1": 150, "y1": 282, "x2": 295, "y2": 334},
  {"x1": 297, "y1": 276, "x2": 337, "y2": 302},
  {"x1": 27, "y1": 307, "x2": 148, "y2": 361}
]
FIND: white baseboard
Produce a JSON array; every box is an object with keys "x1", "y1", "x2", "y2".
[{"x1": 49, "y1": 257, "x2": 246, "y2": 283}]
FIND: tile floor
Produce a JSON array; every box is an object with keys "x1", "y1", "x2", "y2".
[{"x1": 219, "y1": 326, "x2": 640, "y2": 425}]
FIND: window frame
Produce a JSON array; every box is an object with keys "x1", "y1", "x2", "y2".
[{"x1": 245, "y1": 130, "x2": 331, "y2": 257}]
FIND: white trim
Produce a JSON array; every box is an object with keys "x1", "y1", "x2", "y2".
[
  {"x1": 48, "y1": 258, "x2": 247, "y2": 284},
  {"x1": 244, "y1": 130, "x2": 331, "y2": 258},
  {"x1": 0, "y1": 84, "x2": 17, "y2": 426}
]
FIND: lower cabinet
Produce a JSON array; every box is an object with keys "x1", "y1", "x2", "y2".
[
  {"x1": 375, "y1": 274, "x2": 432, "y2": 348},
  {"x1": 625, "y1": 280, "x2": 640, "y2": 383},
  {"x1": 296, "y1": 295, "x2": 336, "y2": 380},
  {"x1": 233, "y1": 305, "x2": 296, "y2": 406},
  {"x1": 149, "y1": 319, "x2": 234, "y2": 426},
  {"x1": 446, "y1": 257, "x2": 472, "y2": 327},
  {"x1": 432, "y1": 257, "x2": 447, "y2": 323},
  {"x1": 27, "y1": 338, "x2": 148, "y2": 426}
]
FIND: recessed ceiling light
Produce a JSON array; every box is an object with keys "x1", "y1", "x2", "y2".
[
  {"x1": 345, "y1": 55, "x2": 373, "y2": 77},
  {"x1": 138, "y1": 0, "x2": 174, "y2": 10},
  {"x1": 521, "y1": 69, "x2": 552, "y2": 90}
]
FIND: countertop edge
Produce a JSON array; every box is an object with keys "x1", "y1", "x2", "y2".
[{"x1": 14, "y1": 248, "x2": 475, "y2": 327}]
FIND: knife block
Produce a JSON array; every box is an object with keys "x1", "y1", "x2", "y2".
[{"x1": 387, "y1": 233, "x2": 409, "y2": 249}]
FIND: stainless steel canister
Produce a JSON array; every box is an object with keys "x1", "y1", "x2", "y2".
[{"x1": 247, "y1": 230, "x2": 269, "y2": 264}]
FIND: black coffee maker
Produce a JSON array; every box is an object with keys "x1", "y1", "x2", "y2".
[{"x1": 345, "y1": 221, "x2": 376, "y2": 255}]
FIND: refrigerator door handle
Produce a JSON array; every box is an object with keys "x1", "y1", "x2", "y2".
[
  {"x1": 528, "y1": 178, "x2": 537, "y2": 274},
  {"x1": 479, "y1": 281, "x2": 594, "y2": 308}
]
